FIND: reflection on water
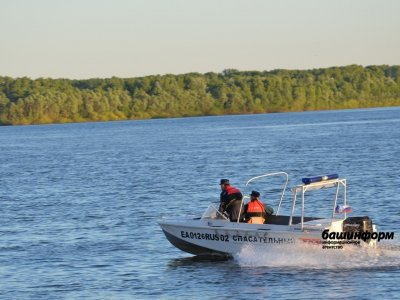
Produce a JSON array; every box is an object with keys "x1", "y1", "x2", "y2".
[{"x1": 168, "y1": 254, "x2": 232, "y2": 268}]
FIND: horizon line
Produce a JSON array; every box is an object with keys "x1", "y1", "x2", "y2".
[{"x1": 1, "y1": 64, "x2": 399, "y2": 81}]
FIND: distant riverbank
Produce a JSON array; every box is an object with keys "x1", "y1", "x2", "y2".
[{"x1": 1, "y1": 64, "x2": 400, "y2": 125}]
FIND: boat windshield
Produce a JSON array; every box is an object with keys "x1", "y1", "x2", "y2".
[{"x1": 201, "y1": 203, "x2": 229, "y2": 220}]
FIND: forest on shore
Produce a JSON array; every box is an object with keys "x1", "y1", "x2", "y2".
[{"x1": 0, "y1": 65, "x2": 399, "y2": 125}]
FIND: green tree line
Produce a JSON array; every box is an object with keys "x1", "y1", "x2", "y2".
[{"x1": 0, "y1": 65, "x2": 399, "y2": 125}]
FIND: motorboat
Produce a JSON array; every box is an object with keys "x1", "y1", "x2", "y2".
[{"x1": 159, "y1": 172, "x2": 378, "y2": 256}]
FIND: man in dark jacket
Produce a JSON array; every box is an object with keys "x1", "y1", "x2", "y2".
[{"x1": 219, "y1": 179, "x2": 243, "y2": 222}]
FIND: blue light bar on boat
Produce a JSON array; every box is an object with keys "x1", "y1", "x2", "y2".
[{"x1": 302, "y1": 174, "x2": 339, "y2": 185}]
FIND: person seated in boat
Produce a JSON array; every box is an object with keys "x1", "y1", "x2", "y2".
[
  {"x1": 219, "y1": 179, "x2": 244, "y2": 222},
  {"x1": 242, "y1": 190, "x2": 272, "y2": 224}
]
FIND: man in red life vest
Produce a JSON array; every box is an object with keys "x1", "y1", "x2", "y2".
[
  {"x1": 243, "y1": 190, "x2": 269, "y2": 224},
  {"x1": 219, "y1": 179, "x2": 243, "y2": 222}
]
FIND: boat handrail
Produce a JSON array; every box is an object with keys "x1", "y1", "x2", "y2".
[
  {"x1": 245, "y1": 171, "x2": 289, "y2": 215},
  {"x1": 289, "y1": 177, "x2": 347, "y2": 230},
  {"x1": 236, "y1": 195, "x2": 249, "y2": 223}
]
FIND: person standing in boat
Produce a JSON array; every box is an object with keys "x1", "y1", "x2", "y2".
[
  {"x1": 219, "y1": 179, "x2": 244, "y2": 222},
  {"x1": 243, "y1": 190, "x2": 271, "y2": 224}
]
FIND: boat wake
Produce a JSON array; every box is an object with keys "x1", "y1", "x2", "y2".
[{"x1": 235, "y1": 242, "x2": 400, "y2": 270}]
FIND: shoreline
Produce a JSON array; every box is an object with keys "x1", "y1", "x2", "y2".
[{"x1": 2, "y1": 104, "x2": 399, "y2": 127}]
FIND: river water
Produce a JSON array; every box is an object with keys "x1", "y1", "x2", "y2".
[{"x1": 1, "y1": 107, "x2": 400, "y2": 299}]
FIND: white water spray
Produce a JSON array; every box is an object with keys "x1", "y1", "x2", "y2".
[{"x1": 235, "y1": 242, "x2": 400, "y2": 270}]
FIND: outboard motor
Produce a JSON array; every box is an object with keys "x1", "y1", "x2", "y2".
[{"x1": 343, "y1": 216, "x2": 373, "y2": 242}]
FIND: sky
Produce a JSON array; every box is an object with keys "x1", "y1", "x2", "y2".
[{"x1": 0, "y1": 0, "x2": 399, "y2": 79}]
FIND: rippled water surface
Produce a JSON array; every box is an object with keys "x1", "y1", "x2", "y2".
[{"x1": 1, "y1": 107, "x2": 400, "y2": 299}]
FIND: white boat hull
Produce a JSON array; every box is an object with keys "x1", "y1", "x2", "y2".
[{"x1": 159, "y1": 217, "x2": 323, "y2": 256}]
